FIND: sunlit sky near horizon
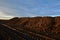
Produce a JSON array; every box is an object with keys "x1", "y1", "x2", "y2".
[{"x1": 0, "y1": 0, "x2": 60, "y2": 19}]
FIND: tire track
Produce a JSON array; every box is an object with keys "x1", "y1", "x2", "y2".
[{"x1": 0, "y1": 24, "x2": 55, "y2": 40}]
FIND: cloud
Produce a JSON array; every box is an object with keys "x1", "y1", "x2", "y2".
[
  {"x1": 0, "y1": 11, "x2": 15, "y2": 19},
  {"x1": 0, "y1": 0, "x2": 16, "y2": 19},
  {"x1": 0, "y1": 0, "x2": 60, "y2": 19},
  {"x1": 0, "y1": 11, "x2": 14, "y2": 17}
]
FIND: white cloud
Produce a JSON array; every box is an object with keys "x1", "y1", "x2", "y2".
[{"x1": 0, "y1": 11, "x2": 14, "y2": 19}]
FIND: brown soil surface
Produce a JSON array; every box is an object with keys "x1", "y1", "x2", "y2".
[{"x1": 0, "y1": 16, "x2": 60, "y2": 40}]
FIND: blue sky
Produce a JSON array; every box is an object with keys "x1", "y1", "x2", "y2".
[{"x1": 0, "y1": 0, "x2": 60, "y2": 19}]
